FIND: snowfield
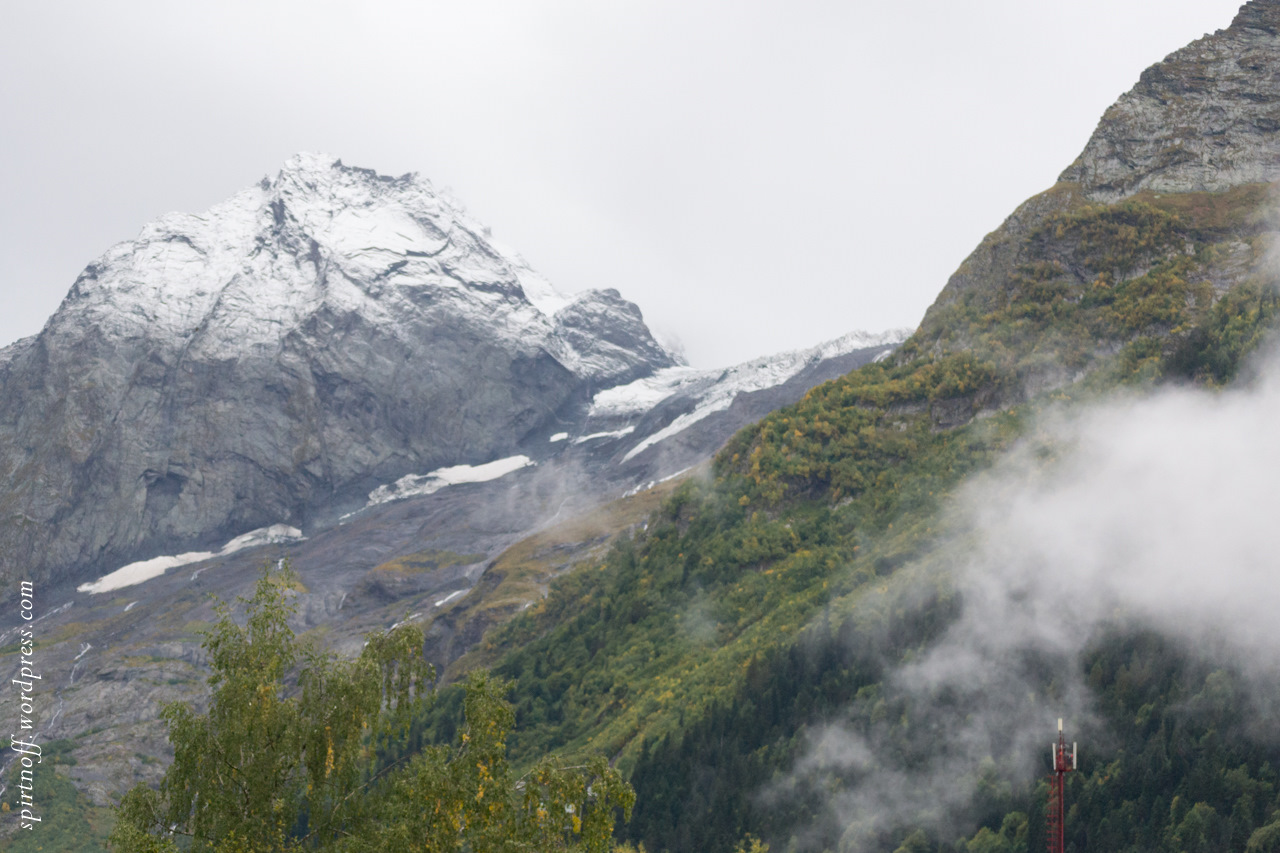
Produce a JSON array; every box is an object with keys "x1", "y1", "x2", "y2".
[
  {"x1": 78, "y1": 524, "x2": 305, "y2": 594},
  {"x1": 366, "y1": 455, "x2": 535, "y2": 506}
]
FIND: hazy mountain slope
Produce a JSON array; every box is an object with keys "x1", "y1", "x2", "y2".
[
  {"x1": 414, "y1": 4, "x2": 1280, "y2": 852},
  {"x1": 0, "y1": 332, "x2": 905, "y2": 845}
]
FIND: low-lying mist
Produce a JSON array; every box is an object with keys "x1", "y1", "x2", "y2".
[{"x1": 777, "y1": 344, "x2": 1280, "y2": 851}]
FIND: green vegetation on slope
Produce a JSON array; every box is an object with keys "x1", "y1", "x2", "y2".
[
  {"x1": 1, "y1": 747, "x2": 112, "y2": 853},
  {"x1": 911, "y1": 190, "x2": 1276, "y2": 385},
  {"x1": 442, "y1": 476, "x2": 695, "y2": 682},
  {"x1": 452, "y1": 354, "x2": 1028, "y2": 773},
  {"x1": 18, "y1": 181, "x2": 1277, "y2": 853},
  {"x1": 415, "y1": 181, "x2": 1280, "y2": 853}
]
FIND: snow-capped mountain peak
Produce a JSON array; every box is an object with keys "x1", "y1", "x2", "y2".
[
  {"x1": 1, "y1": 154, "x2": 675, "y2": 588},
  {"x1": 51, "y1": 153, "x2": 669, "y2": 380}
]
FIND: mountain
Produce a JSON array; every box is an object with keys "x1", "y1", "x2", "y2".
[
  {"x1": 14, "y1": 4, "x2": 1280, "y2": 849},
  {"x1": 0, "y1": 151, "x2": 906, "y2": 838},
  {"x1": 0, "y1": 152, "x2": 676, "y2": 590},
  {"x1": 390, "y1": 4, "x2": 1280, "y2": 853}
]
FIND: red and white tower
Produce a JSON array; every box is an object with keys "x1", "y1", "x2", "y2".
[{"x1": 1047, "y1": 718, "x2": 1077, "y2": 853}]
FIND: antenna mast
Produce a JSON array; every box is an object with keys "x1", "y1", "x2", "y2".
[{"x1": 1047, "y1": 718, "x2": 1077, "y2": 853}]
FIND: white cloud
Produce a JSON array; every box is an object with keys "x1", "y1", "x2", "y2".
[{"x1": 779, "y1": 341, "x2": 1280, "y2": 847}]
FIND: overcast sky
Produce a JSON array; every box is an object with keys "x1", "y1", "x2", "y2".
[{"x1": 0, "y1": 1, "x2": 1248, "y2": 367}]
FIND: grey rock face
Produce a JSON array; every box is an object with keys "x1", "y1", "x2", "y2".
[
  {"x1": 0, "y1": 154, "x2": 674, "y2": 588},
  {"x1": 551, "y1": 289, "x2": 676, "y2": 382},
  {"x1": 0, "y1": 326, "x2": 908, "y2": 809},
  {"x1": 1062, "y1": 0, "x2": 1280, "y2": 199}
]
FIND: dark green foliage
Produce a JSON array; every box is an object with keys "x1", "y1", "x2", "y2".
[
  {"x1": 437, "y1": 182, "x2": 1280, "y2": 853},
  {"x1": 1, "y1": 765, "x2": 111, "y2": 852},
  {"x1": 1165, "y1": 283, "x2": 1280, "y2": 384},
  {"x1": 1247, "y1": 815, "x2": 1280, "y2": 853},
  {"x1": 964, "y1": 813, "x2": 1028, "y2": 853},
  {"x1": 951, "y1": 631, "x2": 1280, "y2": 853},
  {"x1": 624, "y1": 596, "x2": 959, "y2": 853}
]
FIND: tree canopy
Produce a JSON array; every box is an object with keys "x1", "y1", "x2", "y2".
[{"x1": 110, "y1": 566, "x2": 633, "y2": 852}]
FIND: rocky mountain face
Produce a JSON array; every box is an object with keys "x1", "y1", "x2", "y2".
[
  {"x1": 0, "y1": 152, "x2": 906, "y2": 820},
  {"x1": 0, "y1": 323, "x2": 903, "y2": 814},
  {"x1": 0, "y1": 153, "x2": 676, "y2": 589},
  {"x1": 920, "y1": 0, "x2": 1280, "y2": 391},
  {"x1": 1062, "y1": 0, "x2": 1280, "y2": 200}
]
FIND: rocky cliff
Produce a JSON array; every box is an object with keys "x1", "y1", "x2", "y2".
[
  {"x1": 0, "y1": 324, "x2": 903, "y2": 815},
  {"x1": 1063, "y1": 0, "x2": 1280, "y2": 199},
  {"x1": 917, "y1": 0, "x2": 1280, "y2": 394},
  {"x1": 0, "y1": 153, "x2": 676, "y2": 588}
]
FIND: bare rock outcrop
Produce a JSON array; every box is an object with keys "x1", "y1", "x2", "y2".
[{"x1": 1062, "y1": 0, "x2": 1280, "y2": 199}]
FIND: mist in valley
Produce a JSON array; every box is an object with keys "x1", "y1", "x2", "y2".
[{"x1": 775, "y1": 339, "x2": 1280, "y2": 851}]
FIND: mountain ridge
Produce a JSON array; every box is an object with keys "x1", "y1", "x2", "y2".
[
  {"x1": 0, "y1": 153, "x2": 677, "y2": 589},
  {"x1": 0, "y1": 159, "x2": 905, "y2": 829},
  {"x1": 1062, "y1": 0, "x2": 1280, "y2": 200}
]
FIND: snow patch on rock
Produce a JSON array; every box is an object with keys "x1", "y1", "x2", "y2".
[
  {"x1": 366, "y1": 455, "x2": 534, "y2": 507},
  {"x1": 572, "y1": 426, "x2": 636, "y2": 444},
  {"x1": 78, "y1": 524, "x2": 305, "y2": 594},
  {"x1": 589, "y1": 367, "x2": 707, "y2": 419},
  {"x1": 612, "y1": 328, "x2": 912, "y2": 462},
  {"x1": 434, "y1": 589, "x2": 467, "y2": 608}
]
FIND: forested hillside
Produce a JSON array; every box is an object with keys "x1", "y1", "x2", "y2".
[{"x1": 417, "y1": 174, "x2": 1280, "y2": 852}]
